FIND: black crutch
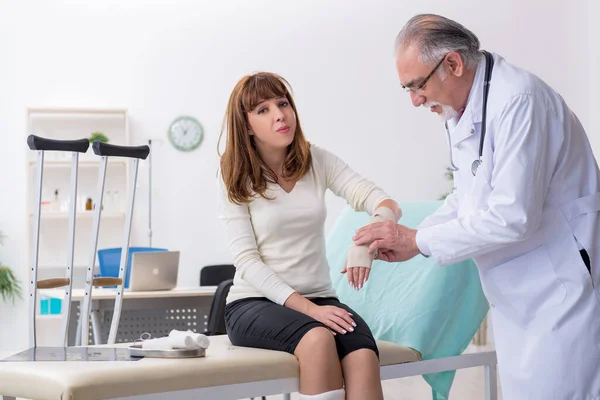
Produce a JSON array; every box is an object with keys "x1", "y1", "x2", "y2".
[
  {"x1": 80, "y1": 141, "x2": 150, "y2": 345},
  {"x1": 27, "y1": 134, "x2": 90, "y2": 348}
]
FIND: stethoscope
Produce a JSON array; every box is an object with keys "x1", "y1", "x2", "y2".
[{"x1": 445, "y1": 50, "x2": 494, "y2": 176}]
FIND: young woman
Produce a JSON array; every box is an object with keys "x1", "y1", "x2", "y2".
[{"x1": 217, "y1": 72, "x2": 401, "y2": 400}]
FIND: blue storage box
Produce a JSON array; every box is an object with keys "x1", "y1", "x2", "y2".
[
  {"x1": 40, "y1": 296, "x2": 62, "y2": 315},
  {"x1": 97, "y1": 247, "x2": 167, "y2": 288}
]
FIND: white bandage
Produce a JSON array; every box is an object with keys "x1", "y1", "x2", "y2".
[
  {"x1": 140, "y1": 330, "x2": 211, "y2": 351},
  {"x1": 141, "y1": 337, "x2": 174, "y2": 351},
  {"x1": 347, "y1": 206, "x2": 397, "y2": 269},
  {"x1": 299, "y1": 388, "x2": 345, "y2": 400},
  {"x1": 169, "y1": 329, "x2": 211, "y2": 349}
]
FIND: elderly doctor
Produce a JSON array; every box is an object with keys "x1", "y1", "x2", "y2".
[{"x1": 352, "y1": 13, "x2": 600, "y2": 400}]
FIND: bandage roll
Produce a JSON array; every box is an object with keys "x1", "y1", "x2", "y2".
[
  {"x1": 169, "y1": 335, "x2": 197, "y2": 349},
  {"x1": 141, "y1": 337, "x2": 173, "y2": 351},
  {"x1": 169, "y1": 329, "x2": 211, "y2": 349}
]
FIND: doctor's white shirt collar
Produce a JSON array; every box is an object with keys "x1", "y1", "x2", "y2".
[{"x1": 446, "y1": 53, "x2": 488, "y2": 141}]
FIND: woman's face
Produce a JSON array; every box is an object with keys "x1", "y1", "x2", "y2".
[{"x1": 247, "y1": 96, "x2": 297, "y2": 151}]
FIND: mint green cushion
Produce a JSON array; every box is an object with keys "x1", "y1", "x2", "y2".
[{"x1": 326, "y1": 202, "x2": 489, "y2": 399}]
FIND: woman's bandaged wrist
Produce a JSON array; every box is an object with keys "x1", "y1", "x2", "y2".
[
  {"x1": 372, "y1": 206, "x2": 397, "y2": 223},
  {"x1": 348, "y1": 207, "x2": 398, "y2": 268}
]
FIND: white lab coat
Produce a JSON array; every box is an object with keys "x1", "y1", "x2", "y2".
[{"x1": 417, "y1": 53, "x2": 600, "y2": 400}]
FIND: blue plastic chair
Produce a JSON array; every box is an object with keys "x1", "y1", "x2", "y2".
[{"x1": 97, "y1": 247, "x2": 168, "y2": 288}]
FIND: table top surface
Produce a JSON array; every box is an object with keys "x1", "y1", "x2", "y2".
[
  {"x1": 39, "y1": 286, "x2": 217, "y2": 301},
  {"x1": 0, "y1": 335, "x2": 425, "y2": 400}
]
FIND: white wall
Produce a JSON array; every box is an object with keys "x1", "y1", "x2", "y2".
[
  {"x1": 0, "y1": 1, "x2": 31, "y2": 350},
  {"x1": 0, "y1": 0, "x2": 595, "y2": 351},
  {"x1": 589, "y1": 0, "x2": 599, "y2": 153}
]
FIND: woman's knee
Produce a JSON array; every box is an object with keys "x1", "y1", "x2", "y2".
[
  {"x1": 295, "y1": 327, "x2": 337, "y2": 359},
  {"x1": 342, "y1": 348, "x2": 379, "y2": 366}
]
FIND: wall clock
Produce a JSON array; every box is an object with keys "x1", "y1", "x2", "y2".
[{"x1": 168, "y1": 116, "x2": 203, "y2": 151}]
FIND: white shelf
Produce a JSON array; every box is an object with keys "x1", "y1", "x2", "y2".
[
  {"x1": 28, "y1": 107, "x2": 127, "y2": 115},
  {"x1": 30, "y1": 211, "x2": 125, "y2": 219},
  {"x1": 28, "y1": 108, "x2": 128, "y2": 122},
  {"x1": 36, "y1": 263, "x2": 87, "y2": 269},
  {"x1": 35, "y1": 314, "x2": 63, "y2": 320},
  {"x1": 28, "y1": 160, "x2": 127, "y2": 168}
]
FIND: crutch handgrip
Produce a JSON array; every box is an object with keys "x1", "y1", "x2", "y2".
[
  {"x1": 27, "y1": 135, "x2": 90, "y2": 153},
  {"x1": 37, "y1": 278, "x2": 70, "y2": 289},
  {"x1": 92, "y1": 141, "x2": 150, "y2": 160},
  {"x1": 92, "y1": 277, "x2": 123, "y2": 287}
]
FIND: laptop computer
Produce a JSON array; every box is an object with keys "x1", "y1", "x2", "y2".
[{"x1": 127, "y1": 251, "x2": 180, "y2": 291}]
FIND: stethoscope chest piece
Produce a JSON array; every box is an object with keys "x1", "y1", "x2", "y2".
[{"x1": 471, "y1": 159, "x2": 482, "y2": 176}]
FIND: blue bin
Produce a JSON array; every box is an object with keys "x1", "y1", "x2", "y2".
[
  {"x1": 40, "y1": 297, "x2": 62, "y2": 315},
  {"x1": 97, "y1": 247, "x2": 168, "y2": 288}
]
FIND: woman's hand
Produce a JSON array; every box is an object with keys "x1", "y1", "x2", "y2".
[
  {"x1": 341, "y1": 203, "x2": 401, "y2": 290},
  {"x1": 340, "y1": 260, "x2": 370, "y2": 290},
  {"x1": 308, "y1": 304, "x2": 356, "y2": 335}
]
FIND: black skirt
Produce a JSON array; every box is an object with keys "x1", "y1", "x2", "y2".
[{"x1": 224, "y1": 296, "x2": 379, "y2": 360}]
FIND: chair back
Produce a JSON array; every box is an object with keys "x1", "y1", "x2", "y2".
[
  {"x1": 205, "y1": 278, "x2": 234, "y2": 335},
  {"x1": 200, "y1": 264, "x2": 235, "y2": 286}
]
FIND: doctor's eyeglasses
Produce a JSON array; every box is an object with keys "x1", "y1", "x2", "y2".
[{"x1": 402, "y1": 55, "x2": 446, "y2": 94}]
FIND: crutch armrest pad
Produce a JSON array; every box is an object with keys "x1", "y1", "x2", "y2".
[
  {"x1": 37, "y1": 278, "x2": 70, "y2": 289},
  {"x1": 92, "y1": 277, "x2": 123, "y2": 287},
  {"x1": 27, "y1": 135, "x2": 90, "y2": 153},
  {"x1": 92, "y1": 141, "x2": 150, "y2": 160}
]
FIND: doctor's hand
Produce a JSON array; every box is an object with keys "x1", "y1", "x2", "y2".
[
  {"x1": 340, "y1": 260, "x2": 370, "y2": 291},
  {"x1": 352, "y1": 221, "x2": 420, "y2": 263}
]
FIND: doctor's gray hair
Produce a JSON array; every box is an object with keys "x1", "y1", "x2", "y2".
[{"x1": 395, "y1": 14, "x2": 482, "y2": 72}]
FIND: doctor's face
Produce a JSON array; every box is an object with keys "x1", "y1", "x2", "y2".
[{"x1": 396, "y1": 45, "x2": 459, "y2": 121}]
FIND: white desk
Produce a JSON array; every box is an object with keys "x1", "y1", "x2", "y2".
[
  {"x1": 41, "y1": 287, "x2": 217, "y2": 301},
  {"x1": 40, "y1": 287, "x2": 217, "y2": 346}
]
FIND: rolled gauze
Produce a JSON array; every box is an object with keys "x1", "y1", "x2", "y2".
[
  {"x1": 168, "y1": 334, "x2": 197, "y2": 349},
  {"x1": 169, "y1": 329, "x2": 211, "y2": 349},
  {"x1": 141, "y1": 337, "x2": 173, "y2": 351}
]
